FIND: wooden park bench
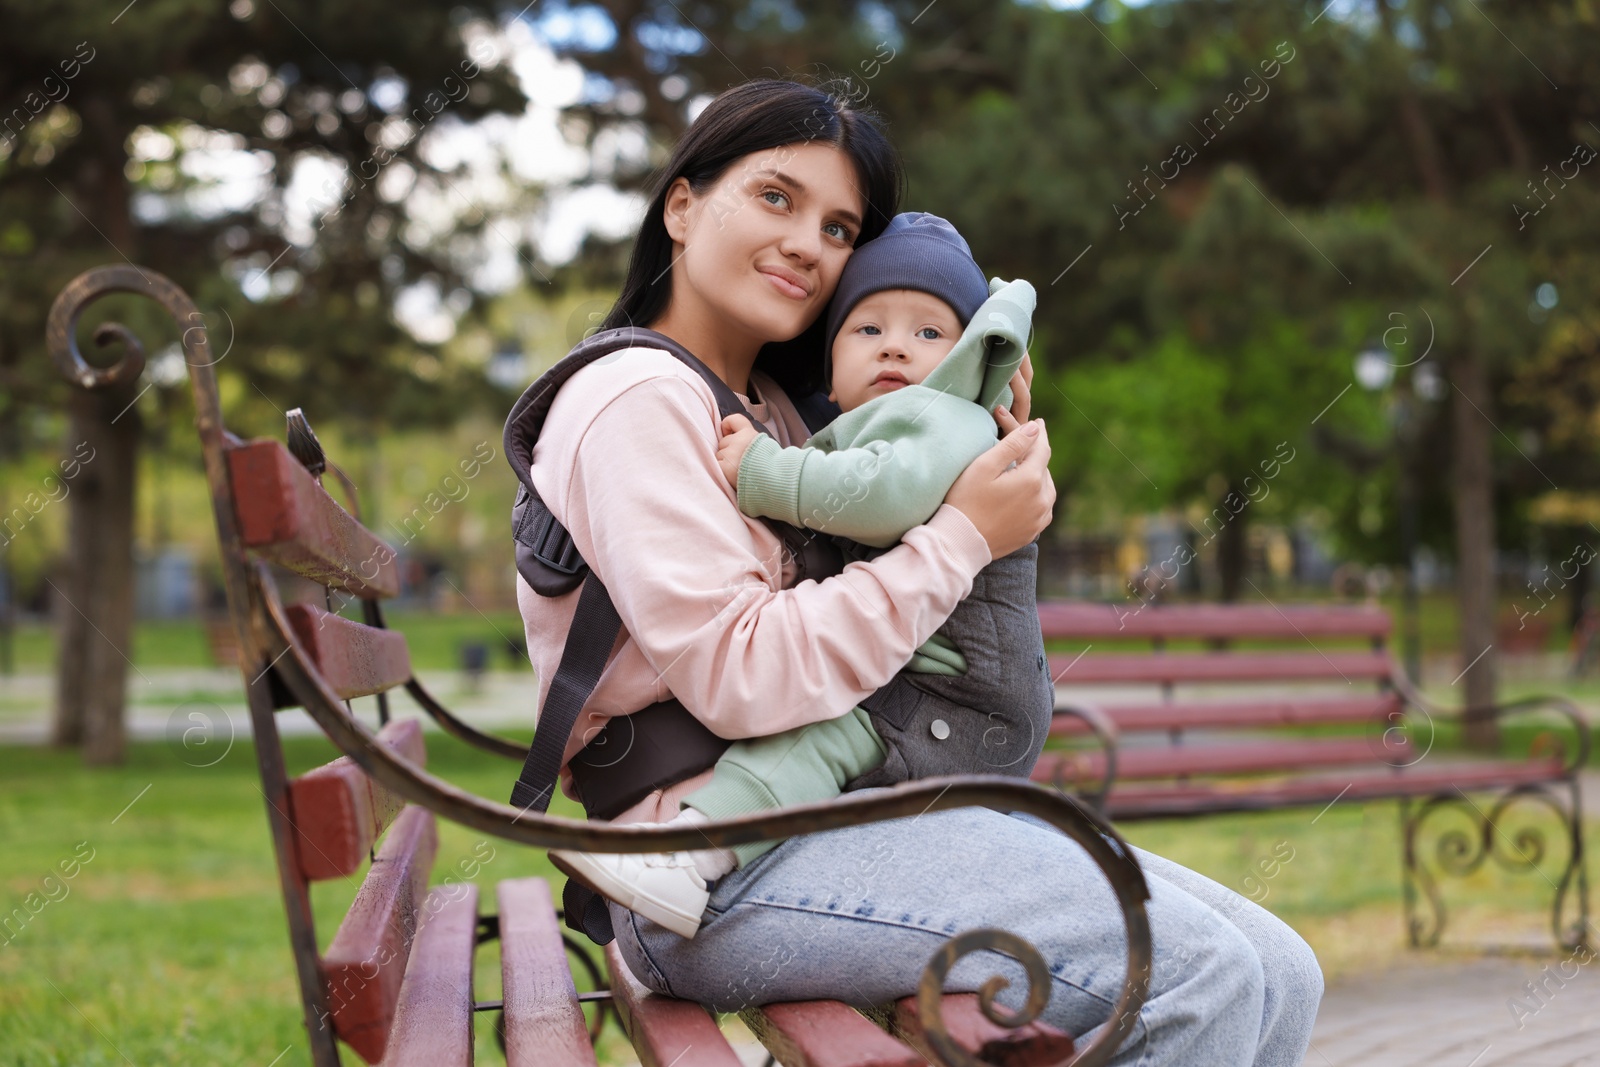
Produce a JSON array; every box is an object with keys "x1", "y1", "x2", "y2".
[
  {"x1": 1031, "y1": 601, "x2": 1593, "y2": 950},
  {"x1": 48, "y1": 264, "x2": 1153, "y2": 1067}
]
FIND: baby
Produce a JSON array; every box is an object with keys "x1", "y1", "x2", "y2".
[{"x1": 551, "y1": 212, "x2": 1041, "y2": 937}]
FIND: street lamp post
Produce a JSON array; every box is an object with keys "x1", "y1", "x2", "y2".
[{"x1": 1354, "y1": 344, "x2": 1428, "y2": 681}]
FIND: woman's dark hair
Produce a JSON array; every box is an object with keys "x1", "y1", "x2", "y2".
[{"x1": 599, "y1": 77, "x2": 904, "y2": 399}]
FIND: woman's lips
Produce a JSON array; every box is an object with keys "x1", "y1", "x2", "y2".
[{"x1": 759, "y1": 269, "x2": 808, "y2": 299}]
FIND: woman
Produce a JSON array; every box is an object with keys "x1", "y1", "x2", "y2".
[{"x1": 515, "y1": 78, "x2": 1323, "y2": 1065}]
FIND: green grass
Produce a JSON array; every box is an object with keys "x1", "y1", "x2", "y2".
[
  {"x1": 0, "y1": 733, "x2": 635, "y2": 1067},
  {"x1": 3, "y1": 732, "x2": 1593, "y2": 1065}
]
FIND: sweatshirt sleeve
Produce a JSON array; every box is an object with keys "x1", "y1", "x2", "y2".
[
  {"x1": 562, "y1": 372, "x2": 992, "y2": 741},
  {"x1": 735, "y1": 396, "x2": 997, "y2": 549}
]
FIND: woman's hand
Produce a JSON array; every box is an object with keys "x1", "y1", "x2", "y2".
[
  {"x1": 944, "y1": 411, "x2": 1055, "y2": 560},
  {"x1": 717, "y1": 413, "x2": 760, "y2": 490},
  {"x1": 1008, "y1": 349, "x2": 1033, "y2": 424}
]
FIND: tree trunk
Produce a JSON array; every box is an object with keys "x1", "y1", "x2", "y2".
[
  {"x1": 51, "y1": 380, "x2": 142, "y2": 765},
  {"x1": 1450, "y1": 348, "x2": 1500, "y2": 751},
  {"x1": 49, "y1": 92, "x2": 143, "y2": 764},
  {"x1": 1568, "y1": 548, "x2": 1591, "y2": 634},
  {"x1": 1375, "y1": 0, "x2": 1500, "y2": 747},
  {"x1": 1217, "y1": 483, "x2": 1248, "y2": 603}
]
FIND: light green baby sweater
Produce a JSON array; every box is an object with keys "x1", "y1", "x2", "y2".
[
  {"x1": 736, "y1": 276, "x2": 1034, "y2": 549},
  {"x1": 735, "y1": 276, "x2": 1035, "y2": 677}
]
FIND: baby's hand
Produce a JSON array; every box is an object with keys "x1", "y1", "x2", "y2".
[{"x1": 717, "y1": 413, "x2": 760, "y2": 490}]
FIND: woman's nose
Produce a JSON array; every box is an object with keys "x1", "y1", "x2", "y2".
[{"x1": 778, "y1": 220, "x2": 821, "y2": 266}]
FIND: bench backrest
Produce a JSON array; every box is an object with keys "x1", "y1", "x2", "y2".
[
  {"x1": 1038, "y1": 601, "x2": 1411, "y2": 782},
  {"x1": 234, "y1": 428, "x2": 446, "y2": 1065},
  {"x1": 212, "y1": 407, "x2": 438, "y2": 1063}
]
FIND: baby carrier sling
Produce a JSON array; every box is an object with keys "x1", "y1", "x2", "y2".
[{"x1": 503, "y1": 326, "x2": 1053, "y2": 945}]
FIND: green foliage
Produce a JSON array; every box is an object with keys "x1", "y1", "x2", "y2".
[{"x1": 0, "y1": 0, "x2": 535, "y2": 467}]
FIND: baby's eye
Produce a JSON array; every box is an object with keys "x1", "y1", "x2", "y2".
[
  {"x1": 918, "y1": 327, "x2": 942, "y2": 340},
  {"x1": 858, "y1": 324, "x2": 880, "y2": 336},
  {"x1": 761, "y1": 189, "x2": 789, "y2": 209}
]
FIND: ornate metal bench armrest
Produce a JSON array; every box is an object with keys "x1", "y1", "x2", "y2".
[
  {"x1": 1051, "y1": 701, "x2": 1121, "y2": 813},
  {"x1": 249, "y1": 566, "x2": 1152, "y2": 1067},
  {"x1": 1468, "y1": 693, "x2": 1593, "y2": 773},
  {"x1": 1391, "y1": 670, "x2": 1593, "y2": 774}
]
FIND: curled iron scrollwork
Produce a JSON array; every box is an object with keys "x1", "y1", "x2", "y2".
[
  {"x1": 1403, "y1": 784, "x2": 1588, "y2": 951},
  {"x1": 917, "y1": 929, "x2": 1055, "y2": 1066}
]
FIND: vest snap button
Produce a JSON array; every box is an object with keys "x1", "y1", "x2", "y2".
[
  {"x1": 1037, "y1": 653, "x2": 1045, "y2": 671},
  {"x1": 930, "y1": 719, "x2": 950, "y2": 740}
]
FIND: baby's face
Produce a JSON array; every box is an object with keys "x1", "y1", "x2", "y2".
[{"x1": 827, "y1": 289, "x2": 962, "y2": 412}]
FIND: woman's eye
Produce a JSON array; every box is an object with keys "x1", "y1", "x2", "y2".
[
  {"x1": 824, "y1": 221, "x2": 850, "y2": 241},
  {"x1": 761, "y1": 189, "x2": 789, "y2": 208}
]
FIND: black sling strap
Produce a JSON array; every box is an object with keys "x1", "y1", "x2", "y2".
[{"x1": 507, "y1": 570, "x2": 620, "y2": 812}]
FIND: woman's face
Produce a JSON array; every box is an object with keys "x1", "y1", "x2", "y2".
[{"x1": 662, "y1": 142, "x2": 866, "y2": 347}]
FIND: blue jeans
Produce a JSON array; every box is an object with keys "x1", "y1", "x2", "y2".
[{"x1": 609, "y1": 802, "x2": 1323, "y2": 1066}]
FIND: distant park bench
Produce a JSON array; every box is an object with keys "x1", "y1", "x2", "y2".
[
  {"x1": 204, "y1": 614, "x2": 239, "y2": 666},
  {"x1": 49, "y1": 264, "x2": 1153, "y2": 1067},
  {"x1": 1032, "y1": 601, "x2": 1592, "y2": 950}
]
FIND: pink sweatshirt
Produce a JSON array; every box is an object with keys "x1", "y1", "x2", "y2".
[{"x1": 515, "y1": 345, "x2": 994, "y2": 823}]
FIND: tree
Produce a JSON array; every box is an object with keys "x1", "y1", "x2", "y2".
[
  {"x1": 888, "y1": 0, "x2": 1600, "y2": 746},
  {"x1": 2, "y1": 0, "x2": 531, "y2": 763}
]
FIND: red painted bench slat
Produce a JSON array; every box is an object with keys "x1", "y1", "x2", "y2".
[
  {"x1": 289, "y1": 718, "x2": 426, "y2": 881},
  {"x1": 876, "y1": 992, "x2": 1076, "y2": 1066},
  {"x1": 1037, "y1": 601, "x2": 1391, "y2": 640},
  {"x1": 1105, "y1": 757, "x2": 1569, "y2": 819},
  {"x1": 1048, "y1": 650, "x2": 1394, "y2": 684},
  {"x1": 1049, "y1": 695, "x2": 1403, "y2": 736},
  {"x1": 228, "y1": 438, "x2": 401, "y2": 598},
  {"x1": 741, "y1": 1000, "x2": 923, "y2": 1067},
  {"x1": 1035, "y1": 737, "x2": 1400, "y2": 784},
  {"x1": 603, "y1": 941, "x2": 746, "y2": 1067},
  {"x1": 377, "y1": 883, "x2": 478, "y2": 1067},
  {"x1": 320, "y1": 804, "x2": 439, "y2": 1063},
  {"x1": 499, "y1": 878, "x2": 598, "y2": 1067},
  {"x1": 284, "y1": 603, "x2": 412, "y2": 700}
]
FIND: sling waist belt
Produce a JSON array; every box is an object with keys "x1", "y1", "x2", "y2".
[
  {"x1": 567, "y1": 698, "x2": 734, "y2": 821},
  {"x1": 561, "y1": 698, "x2": 733, "y2": 947}
]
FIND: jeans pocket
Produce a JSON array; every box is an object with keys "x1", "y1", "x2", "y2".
[{"x1": 702, "y1": 840, "x2": 786, "y2": 920}]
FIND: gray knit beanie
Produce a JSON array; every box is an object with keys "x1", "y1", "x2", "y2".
[{"x1": 822, "y1": 211, "x2": 990, "y2": 386}]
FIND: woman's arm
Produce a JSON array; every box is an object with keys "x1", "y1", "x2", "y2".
[{"x1": 558, "y1": 367, "x2": 993, "y2": 740}]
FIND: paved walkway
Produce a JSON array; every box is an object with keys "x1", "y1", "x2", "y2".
[
  {"x1": 0, "y1": 666, "x2": 536, "y2": 746},
  {"x1": 1307, "y1": 950, "x2": 1600, "y2": 1067}
]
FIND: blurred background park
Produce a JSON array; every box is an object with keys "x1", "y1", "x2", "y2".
[{"x1": 5, "y1": 0, "x2": 1600, "y2": 1064}]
